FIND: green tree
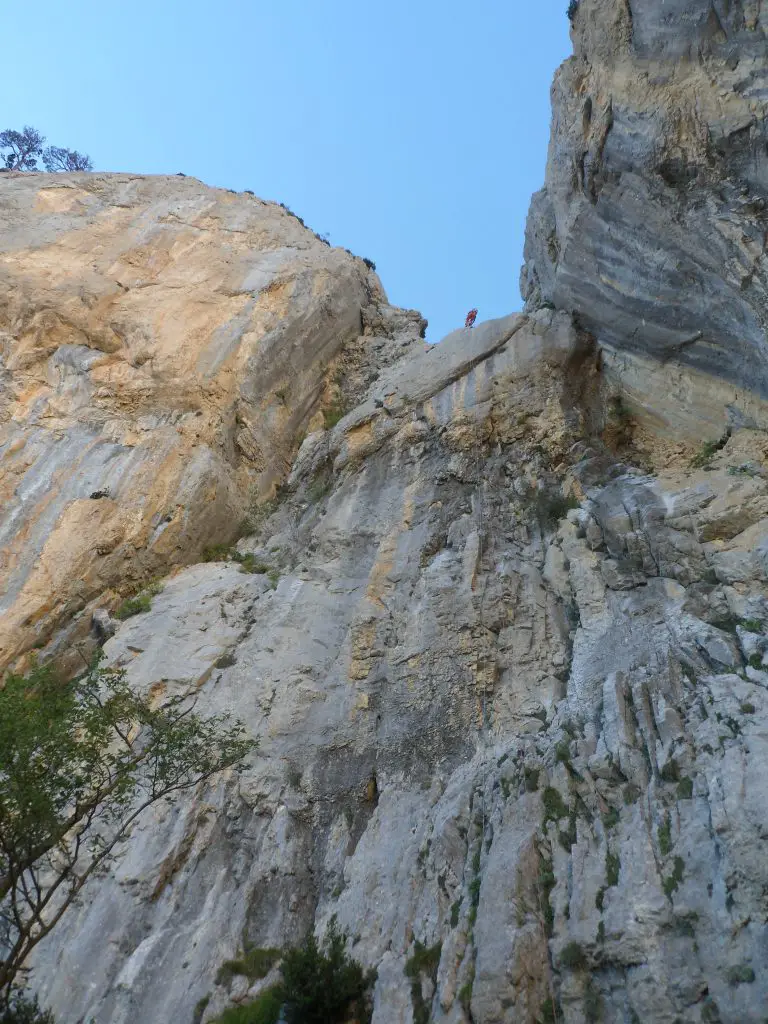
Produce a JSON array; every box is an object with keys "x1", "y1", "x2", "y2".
[
  {"x1": 280, "y1": 919, "x2": 373, "y2": 1024},
  {"x1": 0, "y1": 658, "x2": 254, "y2": 1004}
]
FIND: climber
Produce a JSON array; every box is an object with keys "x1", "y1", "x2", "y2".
[{"x1": 464, "y1": 308, "x2": 478, "y2": 329}]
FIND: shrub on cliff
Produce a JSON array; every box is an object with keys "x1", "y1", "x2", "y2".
[
  {"x1": 0, "y1": 657, "x2": 255, "y2": 1001},
  {"x1": 0, "y1": 992, "x2": 54, "y2": 1023},
  {"x1": 567, "y1": 0, "x2": 580, "y2": 21}
]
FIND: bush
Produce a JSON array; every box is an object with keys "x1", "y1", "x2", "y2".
[
  {"x1": 658, "y1": 812, "x2": 672, "y2": 856},
  {"x1": 216, "y1": 947, "x2": 281, "y2": 986},
  {"x1": 560, "y1": 941, "x2": 587, "y2": 970},
  {"x1": 663, "y1": 856, "x2": 685, "y2": 898},
  {"x1": 0, "y1": 993, "x2": 55, "y2": 1024},
  {"x1": 542, "y1": 786, "x2": 568, "y2": 823},
  {"x1": 115, "y1": 593, "x2": 152, "y2": 619},
  {"x1": 677, "y1": 776, "x2": 693, "y2": 800},
  {"x1": 405, "y1": 940, "x2": 441, "y2": 1024},
  {"x1": 605, "y1": 850, "x2": 620, "y2": 887},
  {"x1": 726, "y1": 964, "x2": 755, "y2": 986},
  {"x1": 567, "y1": 0, "x2": 580, "y2": 21},
  {"x1": 323, "y1": 402, "x2": 347, "y2": 430},
  {"x1": 210, "y1": 988, "x2": 282, "y2": 1024},
  {"x1": 280, "y1": 920, "x2": 374, "y2": 1024}
]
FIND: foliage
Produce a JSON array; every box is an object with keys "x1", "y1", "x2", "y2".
[
  {"x1": 405, "y1": 940, "x2": 441, "y2": 1024},
  {"x1": 210, "y1": 988, "x2": 282, "y2": 1024},
  {"x1": 535, "y1": 492, "x2": 580, "y2": 531},
  {"x1": 690, "y1": 435, "x2": 728, "y2": 469},
  {"x1": 0, "y1": 127, "x2": 45, "y2": 170},
  {"x1": 602, "y1": 808, "x2": 620, "y2": 830},
  {"x1": 524, "y1": 767, "x2": 540, "y2": 792},
  {"x1": 659, "y1": 758, "x2": 680, "y2": 783},
  {"x1": 623, "y1": 783, "x2": 641, "y2": 805},
  {"x1": 677, "y1": 776, "x2": 693, "y2": 799},
  {"x1": 663, "y1": 856, "x2": 685, "y2": 898},
  {"x1": 658, "y1": 813, "x2": 672, "y2": 856},
  {"x1": 216, "y1": 947, "x2": 281, "y2": 986},
  {"x1": 450, "y1": 898, "x2": 462, "y2": 928},
  {"x1": 280, "y1": 919, "x2": 374, "y2": 1024},
  {"x1": 322, "y1": 402, "x2": 347, "y2": 430},
  {"x1": 0, "y1": 126, "x2": 92, "y2": 173},
  {"x1": 542, "y1": 786, "x2": 568, "y2": 823},
  {"x1": 560, "y1": 941, "x2": 587, "y2": 970},
  {"x1": 567, "y1": 0, "x2": 580, "y2": 21},
  {"x1": 42, "y1": 147, "x2": 92, "y2": 172},
  {"x1": 605, "y1": 850, "x2": 620, "y2": 887},
  {"x1": 0, "y1": 992, "x2": 55, "y2": 1023},
  {"x1": 726, "y1": 964, "x2": 755, "y2": 986},
  {"x1": 115, "y1": 593, "x2": 152, "y2": 619},
  {"x1": 362, "y1": 258, "x2": 376, "y2": 271},
  {"x1": 0, "y1": 658, "x2": 254, "y2": 999}
]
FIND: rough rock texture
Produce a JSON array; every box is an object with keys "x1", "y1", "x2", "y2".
[
  {"x1": 25, "y1": 306, "x2": 768, "y2": 1024},
  {"x1": 522, "y1": 0, "x2": 768, "y2": 425},
  {"x1": 5, "y1": 6, "x2": 768, "y2": 1024},
  {"x1": 0, "y1": 173, "x2": 424, "y2": 670}
]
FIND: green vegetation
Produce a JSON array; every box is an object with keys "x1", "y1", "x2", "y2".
[
  {"x1": 323, "y1": 402, "x2": 347, "y2": 430},
  {"x1": 538, "y1": 856, "x2": 556, "y2": 938},
  {"x1": 726, "y1": 964, "x2": 755, "y2": 986},
  {"x1": 538, "y1": 996, "x2": 562, "y2": 1024},
  {"x1": 597, "y1": 921, "x2": 605, "y2": 944},
  {"x1": 458, "y1": 969, "x2": 474, "y2": 1013},
  {"x1": 603, "y1": 808, "x2": 620, "y2": 830},
  {"x1": 663, "y1": 856, "x2": 685, "y2": 898},
  {"x1": 677, "y1": 776, "x2": 693, "y2": 800},
  {"x1": 216, "y1": 651, "x2": 237, "y2": 669},
  {"x1": 202, "y1": 543, "x2": 233, "y2": 562},
  {"x1": 405, "y1": 940, "x2": 441, "y2": 1024},
  {"x1": 605, "y1": 850, "x2": 620, "y2": 887},
  {"x1": 115, "y1": 592, "x2": 152, "y2": 619},
  {"x1": 595, "y1": 887, "x2": 606, "y2": 912},
  {"x1": 0, "y1": 657, "x2": 254, "y2": 1000},
  {"x1": 567, "y1": 0, "x2": 580, "y2": 22},
  {"x1": 558, "y1": 812, "x2": 578, "y2": 853},
  {"x1": 210, "y1": 988, "x2": 283, "y2": 1024},
  {"x1": 623, "y1": 783, "x2": 641, "y2": 805},
  {"x1": 658, "y1": 812, "x2": 672, "y2": 855},
  {"x1": 277, "y1": 921, "x2": 374, "y2": 1024},
  {"x1": 216, "y1": 947, "x2": 281, "y2": 986},
  {"x1": 555, "y1": 739, "x2": 572, "y2": 764},
  {"x1": 690, "y1": 435, "x2": 728, "y2": 469},
  {"x1": 450, "y1": 898, "x2": 462, "y2": 928},
  {"x1": 659, "y1": 758, "x2": 680, "y2": 783},
  {"x1": 747, "y1": 653, "x2": 764, "y2": 669},
  {"x1": 739, "y1": 618, "x2": 763, "y2": 633},
  {"x1": 542, "y1": 787, "x2": 569, "y2": 823},
  {"x1": 560, "y1": 941, "x2": 587, "y2": 970},
  {"x1": 584, "y1": 978, "x2": 603, "y2": 1022},
  {"x1": 740, "y1": 702, "x2": 756, "y2": 714},
  {"x1": 535, "y1": 491, "x2": 580, "y2": 531},
  {"x1": 524, "y1": 767, "x2": 541, "y2": 792},
  {"x1": 0, "y1": 992, "x2": 55, "y2": 1023}
]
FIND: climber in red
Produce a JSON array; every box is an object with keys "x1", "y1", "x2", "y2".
[{"x1": 464, "y1": 308, "x2": 478, "y2": 329}]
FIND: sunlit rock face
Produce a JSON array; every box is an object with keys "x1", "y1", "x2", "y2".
[
  {"x1": 0, "y1": 172, "x2": 423, "y2": 671},
  {"x1": 5, "y1": 7, "x2": 768, "y2": 1021}
]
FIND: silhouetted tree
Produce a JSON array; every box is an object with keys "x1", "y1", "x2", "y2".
[
  {"x1": 0, "y1": 127, "x2": 45, "y2": 171},
  {"x1": 567, "y1": 0, "x2": 580, "y2": 21},
  {"x1": 42, "y1": 146, "x2": 93, "y2": 172}
]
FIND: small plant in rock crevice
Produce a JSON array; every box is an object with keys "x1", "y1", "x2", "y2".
[{"x1": 405, "y1": 940, "x2": 441, "y2": 1024}]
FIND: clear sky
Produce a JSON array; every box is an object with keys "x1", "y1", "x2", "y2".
[{"x1": 4, "y1": 1, "x2": 572, "y2": 342}]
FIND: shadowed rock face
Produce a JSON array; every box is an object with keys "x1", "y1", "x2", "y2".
[{"x1": 522, "y1": 0, "x2": 768, "y2": 400}]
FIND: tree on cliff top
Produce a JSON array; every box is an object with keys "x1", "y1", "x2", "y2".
[
  {"x1": 0, "y1": 127, "x2": 92, "y2": 172},
  {"x1": 0, "y1": 657, "x2": 255, "y2": 1006}
]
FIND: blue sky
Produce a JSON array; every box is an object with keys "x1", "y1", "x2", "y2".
[{"x1": 4, "y1": 1, "x2": 571, "y2": 342}]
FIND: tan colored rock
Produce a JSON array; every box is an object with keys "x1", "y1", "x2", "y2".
[{"x1": 0, "y1": 172, "x2": 421, "y2": 670}]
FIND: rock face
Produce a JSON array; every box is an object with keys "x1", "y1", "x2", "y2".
[
  {"x1": 522, "y1": 0, "x2": 768, "y2": 423},
  {"x1": 4, "y1": 7, "x2": 768, "y2": 1024},
  {"x1": 0, "y1": 173, "x2": 424, "y2": 671}
]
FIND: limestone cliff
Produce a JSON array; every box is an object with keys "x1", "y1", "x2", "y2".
[
  {"x1": 0, "y1": 173, "x2": 424, "y2": 673},
  {"x1": 3, "y1": 5, "x2": 768, "y2": 1024}
]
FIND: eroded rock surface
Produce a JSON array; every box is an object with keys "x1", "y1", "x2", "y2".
[
  {"x1": 0, "y1": 173, "x2": 423, "y2": 670},
  {"x1": 5, "y1": 5, "x2": 768, "y2": 1023}
]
